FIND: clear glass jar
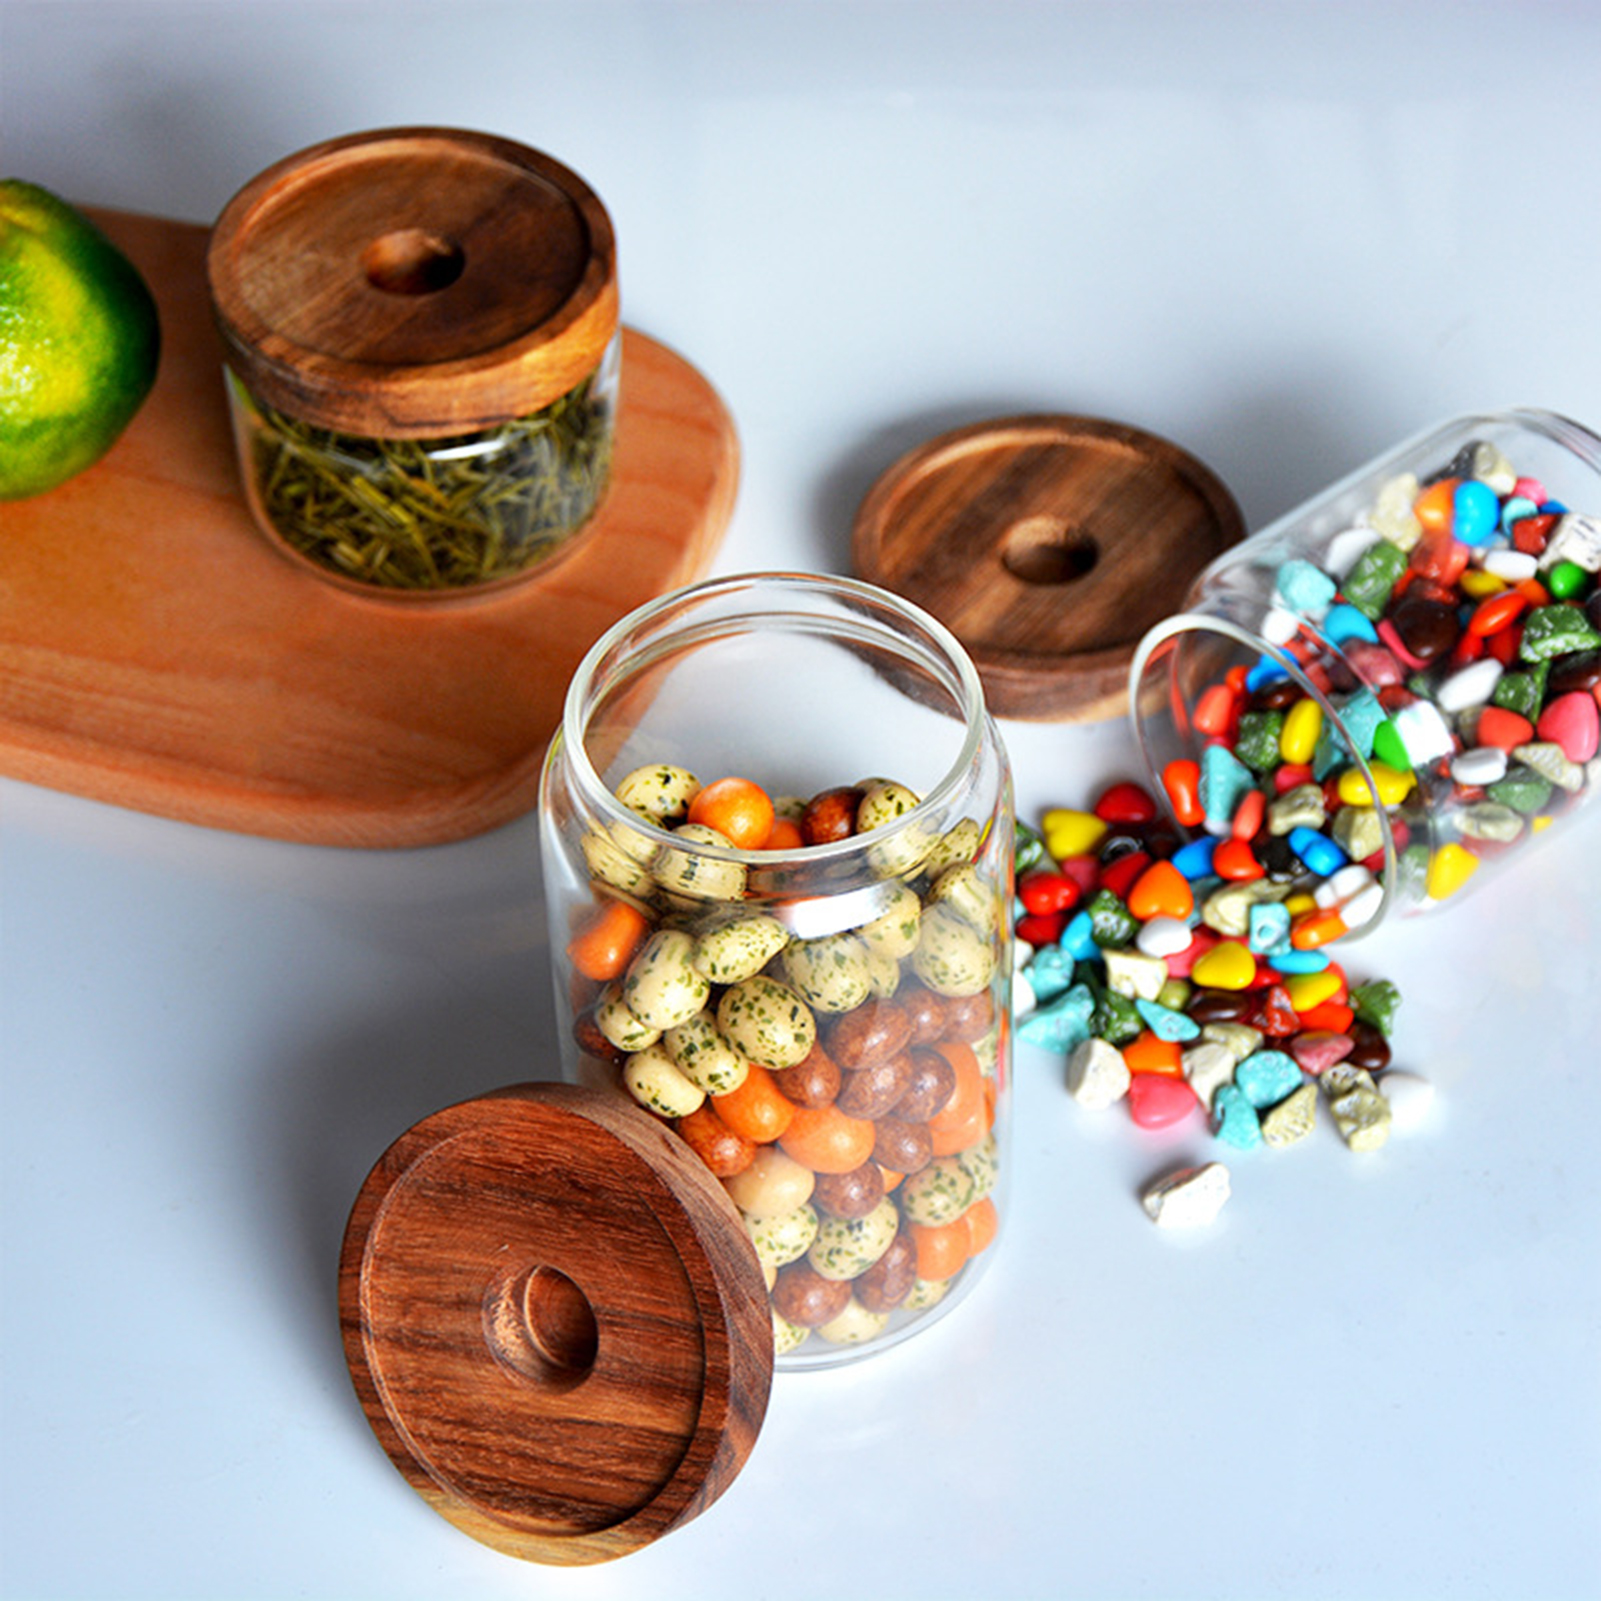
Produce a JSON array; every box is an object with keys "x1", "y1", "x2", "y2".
[
  {"x1": 539, "y1": 573, "x2": 1014, "y2": 1368},
  {"x1": 1129, "y1": 410, "x2": 1601, "y2": 939},
  {"x1": 208, "y1": 127, "x2": 619, "y2": 597}
]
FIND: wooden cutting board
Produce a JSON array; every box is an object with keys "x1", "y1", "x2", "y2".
[{"x1": 0, "y1": 209, "x2": 739, "y2": 847}]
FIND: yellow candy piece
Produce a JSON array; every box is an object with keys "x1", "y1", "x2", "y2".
[
  {"x1": 1532, "y1": 815, "x2": 1554, "y2": 834},
  {"x1": 1458, "y1": 568, "x2": 1507, "y2": 599},
  {"x1": 1283, "y1": 891, "x2": 1317, "y2": 920},
  {"x1": 1190, "y1": 939, "x2": 1257, "y2": 991},
  {"x1": 1041, "y1": 807, "x2": 1107, "y2": 861},
  {"x1": 1336, "y1": 761, "x2": 1414, "y2": 808},
  {"x1": 1284, "y1": 968, "x2": 1343, "y2": 1013},
  {"x1": 1279, "y1": 698, "x2": 1324, "y2": 766},
  {"x1": 1426, "y1": 841, "x2": 1481, "y2": 900}
]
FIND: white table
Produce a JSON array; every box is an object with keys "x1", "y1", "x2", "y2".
[{"x1": 4, "y1": 5, "x2": 1599, "y2": 1597}]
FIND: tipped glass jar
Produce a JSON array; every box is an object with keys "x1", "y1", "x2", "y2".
[
  {"x1": 539, "y1": 574, "x2": 1015, "y2": 1368},
  {"x1": 1130, "y1": 410, "x2": 1601, "y2": 942},
  {"x1": 208, "y1": 127, "x2": 619, "y2": 597}
]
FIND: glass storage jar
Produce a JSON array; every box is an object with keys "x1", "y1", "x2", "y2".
[
  {"x1": 539, "y1": 572, "x2": 1015, "y2": 1368},
  {"x1": 1129, "y1": 409, "x2": 1601, "y2": 939},
  {"x1": 208, "y1": 126, "x2": 618, "y2": 597}
]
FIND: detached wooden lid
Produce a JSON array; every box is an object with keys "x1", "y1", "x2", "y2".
[
  {"x1": 853, "y1": 415, "x2": 1245, "y2": 723},
  {"x1": 209, "y1": 127, "x2": 618, "y2": 436},
  {"x1": 339, "y1": 1083, "x2": 773, "y2": 1565}
]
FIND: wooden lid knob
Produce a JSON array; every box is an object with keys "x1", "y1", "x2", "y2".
[
  {"x1": 338, "y1": 1083, "x2": 773, "y2": 1565},
  {"x1": 852, "y1": 415, "x2": 1245, "y2": 723},
  {"x1": 208, "y1": 127, "x2": 618, "y2": 436}
]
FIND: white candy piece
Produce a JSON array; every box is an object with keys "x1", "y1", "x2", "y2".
[
  {"x1": 1141, "y1": 1163, "x2": 1232, "y2": 1229},
  {"x1": 1136, "y1": 915, "x2": 1195, "y2": 959},
  {"x1": 1324, "y1": 525, "x2": 1383, "y2": 579},
  {"x1": 1011, "y1": 966, "x2": 1037, "y2": 1018},
  {"x1": 1261, "y1": 605, "x2": 1302, "y2": 646},
  {"x1": 1336, "y1": 880, "x2": 1385, "y2": 930},
  {"x1": 1103, "y1": 947, "x2": 1167, "y2": 1001},
  {"x1": 1451, "y1": 745, "x2": 1509, "y2": 787},
  {"x1": 1389, "y1": 699, "x2": 1457, "y2": 765},
  {"x1": 1436, "y1": 657, "x2": 1504, "y2": 714},
  {"x1": 1539, "y1": 511, "x2": 1601, "y2": 573},
  {"x1": 1315, "y1": 862, "x2": 1376, "y2": 910},
  {"x1": 1182, "y1": 1040, "x2": 1237, "y2": 1111},
  {"x1": 1479, "y1": 547, "x2": 1538, "y2": 581},
  {"x1": 1380, "y1": 1069, "x2": 1436, "y2": 1133},
  {"x1": 1066, "y1": 1036, "x2": 1131, "y2": 1110}
]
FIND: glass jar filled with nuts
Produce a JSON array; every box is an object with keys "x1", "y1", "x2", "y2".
[{"x1": 540, "y1": 573, "x2": 1014, "y2": 1367}]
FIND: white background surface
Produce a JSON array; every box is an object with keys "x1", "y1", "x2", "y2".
[{"x1": 4, "y1": 4, "x2": 1600, "y2": 1598}]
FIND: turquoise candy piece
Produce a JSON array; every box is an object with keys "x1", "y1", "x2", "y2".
[
  {"x1": 1248, "y1": 901, "x2": 1292, "y2": 955},
  {"x1": 1235, "y1": 1049, "x2": 1304, "y2": 1109},
  {"x1": 1500, "y1": 493, "x2": 1538, "y2": 532},
  {"x1": 1276, "y1": 557, "x2": 1338, "y2": 619},
  {"x1": 1520, "y1": 603, "x2": 1601, "y2": 662},
  {"x1": 1014, "y1": 820, "x2": 1047, "y2": 876},
  {"x1": 1311, "y1": 715, "x2": 1346, "y2": 780},
  {"x1": 1235, "y1": 709, "x2": 1286, "y2": 773},
  {"x1": 1087, "y1": 889, "x2": 1139, "y2": 948},
  {"x1": 1059, "y1": 910, "x2": 1102, "y2": 962},
  {"x1": 1492, "y1": 661, "x2": 1549, "y2": 718},
  {"x1": 1212, "y1": 1083, "x2": 1264, "y2": 1150},
  {"x1": 1017, "y1": 982, "x2": 1096, "y2": 1051},
  {"x1": 1342, "y1": 539, "x2": 1408, "y2": 620},
  {"x1": 1322, "y1": 602, "x2": 1380, "y2": 647},
  {"x1": 1027, "y1": 942, "x2": 1076, "y2": 1004},
  {"x1": 1487, "y1": 767, "x2": 1554, "y2": 815},
  {"x1": 1200, "y1": 743, "x2": 1254, "y2": 829},
  {"x1": 1265, "y1": 948, "x2": 1330, "y2": 974},
  {"x1": 1452, "y1": 478, "x2": 1501, "y2": 546},
  {"x1": 1349, "y1": 977, "x2": 1401, "y2": 1037},
  {"x1": 1336, "y1": 688, "x2": 1386, "y2": 760},
  {"x1": 1092, "y1": 984, "x2": 1144, "y2": 1047},
  {"x1": 1135, "y1": 996, "x2": 1201, "y2": 1043}
]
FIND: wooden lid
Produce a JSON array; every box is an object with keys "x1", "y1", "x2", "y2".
[
  {"x1": 339, "y1": 1083, "x2": 773, "y2": 1565},
  {"x1": 208, "y1": 127, "x2": 618, "y2": 435},
  {"x1": 852, "y1": 415, "x2": 1245, "y2": 723}
]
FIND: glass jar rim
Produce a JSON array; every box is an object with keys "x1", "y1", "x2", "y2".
[{"x1": 559, "y1": 570, "x2": 992, "y2": 865}]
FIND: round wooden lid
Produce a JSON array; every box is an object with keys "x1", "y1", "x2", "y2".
[
  {"x1": 338, "y1": 1083, "x2": 773, "y2": 1565},
  {"x1": 852, "y1": 415, "x2": 1245, "y2": 723},
  {"x1": 209, "y1": 127, "x2": 618, "y2": 436}
]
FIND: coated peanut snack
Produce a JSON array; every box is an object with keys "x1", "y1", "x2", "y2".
[{"x1": 563, "y1": 768, "x2": 1009, "y2": 1359}]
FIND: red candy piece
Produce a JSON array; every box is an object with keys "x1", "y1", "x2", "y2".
[
  {"x1": 1018, "y1": 870, "x2": 1081, "y2": 917},
  {"x1": 1230, "y1": 787, "x2": 1266, "y2": 841},
  {"x1": 1055, "y1": 854, "x2": 1103, "y2": 899},
  {"x1": 1290, "y1": 1030, "x2": 1356, "y2": 1075},
  {"x1": 1193, "y1": 683, "x2": 1241, "y2": 739},
  {"x1": 1273, "y1": 762, "x2": 1314, "y2": 795},
  {"x1": 1252, "y1": 984, "x2": 1300, "y2": 1038},
  {"x1": 1297, "y1": 1000, "x2": 1356, "y2": 1034},
  {"x1": 1408, "y1": 528, "x2": 1471, "y2": 586},
  {"x1": 1127, "y1": 860, "x2": 1194, "y2": 922},
  {"x1": 1212, "y1": 837, "x2": 1265, "y2": 882},
  {"x1": 1094, "y1": 781, "x2": 1158, "y2": 825},
  {"x1": 1476, "y1": 704, "x2": 1535, "y2": 751},
  {"x1": 1467, "y1": 589, "x2": 1530, "y2": 638},
  {"x1": 1486, "y1": 624, "x2": 1524, "y2": 665},
  {"x1": 1537, "y1": 691, "x2": 1600, "y2": 763},
  {"x1": 1511, "y1": 511, "x2": 1559, "y2": 555},
  {"x1": 1162, "y1": 759, "x2": 1204, "y2": 827},
  {"x1": 1099, "y1": 850, "x2": 1151, "y2": 901},
  {"x1": 1016, "y1": 911, "x2": 1067, "y2": 947},
  {"x1": 1127, "y1": 1072, "x2": 1199, "y2": 1130}
]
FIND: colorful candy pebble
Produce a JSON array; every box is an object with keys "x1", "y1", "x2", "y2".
[
  {"x1": 1140, "y1": 1162, "x2": 1232, "y2": 1229},
  {"x1": 1170, "y1": 835, "x2": 1218, "y2": 879},
  {"x1": 1536, "y1": 690, "x2": 1600, "y2": 762},
  {"x1": 1451, "y1": 745, "x2": 1509, "y2": 787},
  {"x1": 1190, "y1": 940, "x2": 1257, "y2": 990},
  {"x1": 1260, "y1": 1082, "x2": 1319, "y2": 1148},
  {"x1": 1200, "y1": 744, "x2": 1254, "y2": 832},
  {"x1": 1288, "y1": 825, "x2": 1348, "y2": 878},
  {"x1": 1321, "y1": 1063, "x2": 1392, "y2": 1152},
  {"x1": 1103, "y1": 948, "x2": 1169, "y2": 1002},
  {"x1": 1017, "y1": 983, "x2": 1096, "y2": 1050},
  {"x1": 1474, "y1": 704, "x2": 1535, "y2": 750},
  {"x1": 1162, "y1": 759, "x2": 1204, "y2": 827},
  {"x1": 1436, "y1": 657, "x2": 1505, "y2": 713},
  {"x1": 1289, "y1": 1030, "x2": 1355, "y2": 1075},
  {"x1": 1452, "y1": 478, "x2": 1501, "y2": 545},
  {"x1": 1124, "y1": 1032, "x2": 1185, "y2": 1078},
  {"x1": 1211, "y1": 837, "x2": 1265, "y2": 882},
  {"x1": 1128, "y1": 1072, "x2": 1199, "y2": 1130},
  {"x1": 1279, "y1": 697, "x2": 1324, "y2": 764},
  {"x1": 1247, "y1": 901, "x2": 1291, "y2": 955},
  {"x1": 1135, "y1": 997, "x2": 1201, "y2": 1043},
  {"x1": 1059, "y1": 910, "x2": 1102, "y2": 962},
  {"x1": 1275, "y1": 558, "x2": 1338, "y2": 619},
  {"x1": 1290, "y1": 907, "x2": 1347, "y2": 949},
  {"x1": 1336, "y1": 761, "x2": 1413, "y2": 807},
  {"x1": 1235, "y1": 1049, "x2": 1303, "y2": 1109},
  {"x1": 1265, "y1": 947, "x2": 1330, "y2": 974},
  {"x1": 1018, "y1": 870, "x2": 1081, "y2": 916},
  {"x1": 1026, "y1": 943, "x2": 1077, "y2": 1003},
  {"x1": 1513, "y1": 741, "x2": 1585, "y2": 792},
  {"x1": 1332, "y1": 878, "x2": 1385, "y2": 931},
  {"x1": 1016, "y1": 911, "x2": 1067, "y2": 947},
  {"x1": 1127, "y1": 860, "x2": 1194, "y2": 922},
  {"x1": 1135, "y1": 916, "x2": 1196, "y2": 960},
  {"x1": 1211, "y1": 1083, "x2": 1264, "y2": 1150},
  {"x1": 1230, "y1": 786, "x2": 1266, "y2": 842},
  {"x1": 1093, "y1": 781, "x2": 1158, "y2": 824},
  {"x1": 1425, "y1": 842, "x2": 1481, "y2": 900},
  {"x1": 1322, "y1": 602, "x2": 1380, "y2": 647},
  {"x1": 1099, "y1": 850, "x2": 1151, "y2": 901},
  {"x1": 1041, "y1": 808, "x2": 1106, "y2": 860},
  {"x1": 1349, "y1": 977, "x2": 1401, "y2": 1035},
  {"x1": 1183, "y1": 1041, "x2": 1238, "y2": 1110},
  {"x1": 1283, "y1": 968, "x2": 1343, "y2": 1013},
  {"x1": 1066, "y1": 1037, "x2": 1131, "y2": 1110}
]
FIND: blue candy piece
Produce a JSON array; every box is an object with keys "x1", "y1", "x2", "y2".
[
  {"x1": 1017, "y1": 982, "x2": 1095, "y2": 1051},
  {"x1": 1263, "y1": 948, "x2": 1331, "y2": 974},
  {"x1": 1275, "y1": 557, "x2": 1338, "y2": 620},
  {"x1": 1245, "y1": 654, "x2": 1291, "y2": 692},
  {"x1": 1026, "y1": 942, "x2": 1076, "y2": 1003},
  {"x1": 1200, "y1": 744, "x2": 1254, "y2": 831},
  {"x1": 1135, "y1": 997, "x2": 1201, "y2": 1043},
  {"x1": 1321, "y1": 602, "x2": 1379, "y2": 647},
  {"x1": 1452, "y1": 479, "x2": 1501, "y2": 547},
  {"x1": 1247, "y1": 901, "x2": 1291, "y2": 955},
  {"x1": 1288, "y1": 825, "x2": 1348, "y2": 878},
  {"x1": 1212, "y1": 1083, "x2": 1263, "y2": 1150},
  {"x1": 1540, "y1": 498, "x2": 1569, "y2": 515},
  {"x1": 1235, "y1": 1049, "x2": 1304, "y2": 1109},
  {"x1": 1170, "y1": 836, "x2": 1218, "y2": 881},
  {"x1": 1058, "y1": 910, "x2": 1102, "y2": 963},
  {"x1": 1499, "y1": 494, "x2": 1538, "y2": 533}
]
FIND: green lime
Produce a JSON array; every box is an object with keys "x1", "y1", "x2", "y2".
[{"x1": 0, "y1": 179, "x2": 161, "y2": 501}]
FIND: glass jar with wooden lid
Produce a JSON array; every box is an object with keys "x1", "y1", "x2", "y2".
[{"x1": 208, "y1": 126, "x2": 619, "y2": 596}]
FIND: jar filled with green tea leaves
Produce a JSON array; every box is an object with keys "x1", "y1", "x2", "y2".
[{"x1": 208, "y1": 127, "x2": 619, "y2": 596}]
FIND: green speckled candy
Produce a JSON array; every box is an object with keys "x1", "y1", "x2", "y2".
[
  {"x1": 1487, "y1": 767, "x2": 1554, "y2": 815},
  {"x1": 1234, "y1": 709, "x2": 1285, "y2": 773},
  {"x1": 900, "y1": 1157, "x2": 977, "y2": 1226},
  {"x1": 1519, "y1": 603, "x2": 1601, "y2": 662},
  {"x1": 1349, "y1": 977, "x2": 1401, "y2": 1036},
  {"x1": 1091, "y1": 984, "x2": 1144, "y2": 1048},
  {"x1": 1491, "y1": 661, "x2": 1549, "y2": 718},
  {"x1": 1086, "y1": 888, "x2": 1139, "y2": 947},
  {"x1": 1343, "y1": 537, "x2": 1408, "y2": 619},
  {"x1": 1014, "y1": 820, "x2": 1047, "y2": 875}
]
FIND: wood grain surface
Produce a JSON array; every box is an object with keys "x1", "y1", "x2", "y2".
[
  {"x1": 852, "y1": 415, "x2": 1243, "y2": 723},
  {"x1": 339, "y1": 1083, "x2": 773, "y2": 1565},
  {"x1": 0, "y1": 208, "x2": 738, "y2": 847}
]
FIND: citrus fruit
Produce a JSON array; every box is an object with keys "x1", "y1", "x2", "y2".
[{"x1": 1, "y1": 179, "x2": 160, "y2": 500}]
